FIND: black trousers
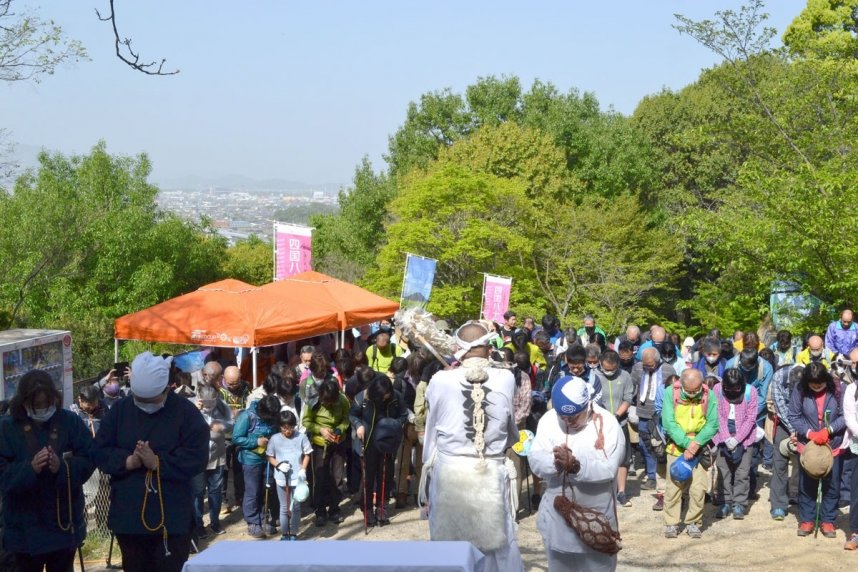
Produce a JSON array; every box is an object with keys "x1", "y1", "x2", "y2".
[
  {"x1": 116, "y1": 534, "x2": 191, "y2": 572},
  {"x1": 13, "y1": 549, "x2": 74, "y2": 572},
  {"x1": 362, "y1": 446, "x2": 394, "y2": 515},
  {"x1": 223, "y1": 442, "x2": 244, "y2": 507}
]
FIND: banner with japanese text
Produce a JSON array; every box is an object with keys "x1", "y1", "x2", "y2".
[
  {"x1": 274, "y1": 223, "x2": 313, "y2": 280},
  {"x1": 481, "y1": 274, "x2": 512, "y2": 323},
  {"x1": 400, "y1": 253, "x2": 437, "y2": 309}
]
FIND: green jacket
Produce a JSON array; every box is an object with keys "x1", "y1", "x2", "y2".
[{"x1": 302, "y1": 393, "x2": 350, "y2": 447}]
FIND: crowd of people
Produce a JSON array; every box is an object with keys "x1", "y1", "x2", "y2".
[{"x1": 3, "y1": 308, "x2": 858, "y2": 571}]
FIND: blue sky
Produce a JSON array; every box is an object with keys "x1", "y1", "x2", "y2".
[{"x1": 3, "y1": 1, "x2": 806, "y2": 186}]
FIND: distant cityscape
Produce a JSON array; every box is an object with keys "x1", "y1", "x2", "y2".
[{"x1": 156, "y1": 181, "x2": 342, "y2": 244}]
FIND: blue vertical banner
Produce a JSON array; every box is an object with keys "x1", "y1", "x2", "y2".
[
  {"x1": 770, "y1": 280, "x2": 822, "y2": 329},
  {"x1": 401, "y1": 253, "x2": 437, "y2": 309}
]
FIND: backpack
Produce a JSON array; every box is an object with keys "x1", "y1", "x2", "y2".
[
  {"x1": 370, "y1": 343, "x2": 398, "y2": 371},
  {"x1": 671, "y1": 379, "x2": 710, "y2": 411},
  {"x1": 664, "y1": 381, "x2": 715, "y2": 468}
]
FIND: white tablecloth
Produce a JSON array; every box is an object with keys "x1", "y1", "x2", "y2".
[{"x1": 182, "y1": 540, "x2": 485, "y2": 572}]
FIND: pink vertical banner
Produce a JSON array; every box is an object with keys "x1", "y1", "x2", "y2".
[
  {"x1": 274, "y1": 223, "x2": 313, "y2": 280},
  {"x1": 481, "y1": 274, "x2": 512, "y2": 323}
]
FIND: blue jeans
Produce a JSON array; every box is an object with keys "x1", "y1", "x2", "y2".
[
  {"x1": 276, "y1": 484, "x2": 301, "y2": 537},
  {"x1": 193, "y1": 466, "x2": 224, "y2": 529},
  {"x1": 242, "y1": 463, "x2": 278, "y2": 526},
  {"x1": 637, "y1": 418, "x2": 657, "y2": 481},
  {"x1": 798, "y1": 454, "x2": 841, "y2": 524}
]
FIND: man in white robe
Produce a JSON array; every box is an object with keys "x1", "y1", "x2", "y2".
[
  {"x1": 530, "y1": 375, "x2": 625, "y2": 572},
  {"x1": 421, "y1": 321, "x2": 524, "y2": 572}
]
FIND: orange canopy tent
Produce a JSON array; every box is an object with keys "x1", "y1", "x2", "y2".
[
  {"x1": 114, "y1": 278, "x2": 341, "y2": 348},
  {"x1": 260, "y1": 270, "x2": 399, "y2": 330}
]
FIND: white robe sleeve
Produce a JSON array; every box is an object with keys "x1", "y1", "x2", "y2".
[
  {"x1": 422, "y1": 381, "x2": 438, "y2": 464},
  {"x1": 569, "y1": 410, "x2": 624, "y2": 484}
]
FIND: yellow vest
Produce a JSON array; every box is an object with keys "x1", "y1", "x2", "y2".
[{"x1": 666, "y1": 399, "x2": 707, "y2": 456}]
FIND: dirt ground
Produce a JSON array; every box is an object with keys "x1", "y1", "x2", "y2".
[{"x1": 81, "y1": 468, "x2": 856, "y2": 572}]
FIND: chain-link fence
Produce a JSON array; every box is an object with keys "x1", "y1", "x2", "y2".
[{"x1": 72, "y1": 376, "x2": 118, "y2": 566}]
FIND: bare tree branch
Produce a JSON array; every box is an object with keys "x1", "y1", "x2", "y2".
[{"x1": 96, "y1": 0, "x2": 178, "y2": 76}]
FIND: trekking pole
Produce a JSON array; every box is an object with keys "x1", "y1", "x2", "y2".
[
  {"x1": 78, "y1": 545, "x2": 86, "y2": 572},
  {"x1": 361, "y1": 442, "x2": 369, "y2": 535},
  {"x1": 814, "y1": 410, "x2": 831, "y2": 538},
  {"x1": 264, "y1": 462, "x2": 271, "y2": 530},
  {"x1": 380, "y1": 453, "x2": 387, "y2": 524},
  {"x1": 284, "y1": 481, "x2": 292, "y2": 538}
]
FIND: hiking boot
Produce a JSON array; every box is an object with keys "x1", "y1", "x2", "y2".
[
  {"x1": 195, "y1": 525, "x2": 210, "y2": 540},
  {"x1": 664, "y1": 525, "x2": 679, "y2": 539},
  {"x1": 686, "y1": 523, "x2": 702, "y2": 539},
  {"x1": 247, "y1": 524, "x2": 264, "y2": 538},
  {"x1": 210, "y1": 524, "x2": 226, "y2": 536},
  {"x1": 314, "y1": 514, "x2": 327, "y2": 527},
  {"x1": 329, "y1": 512, "x2": 345, "y2": 525},
  {"x1": 797, "y1": 522, "x2": 815, "y2": 537},
  {"x1": 280, "y1": 534, "x2": 290, "y2": 541},
  {"x1": 377, "y1": 511, "x2": 391, "y2": 526},
  {"x1": 262, "y1": 523, "x2": 276, "y2": 536},
  {"x1": 732, "y1": 505, "x2": 745, "y2": 520},
  {"x1": 395, "y1": 493, "x2": 407, "y2": 509},
  {"x1": 845, "y1": 533, "x2": 858, "y2": 550},
  {"x1": 716, "y1": 504, "x2": 730, "y2": 519},
  {"x1": 820, "y1": 522, "x2": 837, "y2": 538},
  {"x1": 640, "y1": 479, "x2": 657, "y2": 490},
  {"x1": 221, "y1": 504, "x2": 234, "y2": 515},
  {"x1": 616, "y1": 492, "x2": 632, "y2": 507},
  {"x1": 770, "y1": 508, "x2": 786, "y2": 521},
  {"x1": 652, "y1": 493, "x2": 664, "y2": 511}
]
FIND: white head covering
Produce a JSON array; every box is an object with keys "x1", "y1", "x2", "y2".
[
  {"x1": 130, "y1": 351, "x2": 172, "y2": 398},
  {"x1": 683, "y1": 336, "x2": 695, "y2": 348}
]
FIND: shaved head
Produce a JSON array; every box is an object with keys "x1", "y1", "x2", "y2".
[
  {"x1": 202, "y1": 361, "x2": 223, "y2": 387},
  {"x1": 681, "y1": 368, "x2": 703, "y2": 392},
  {"x1": 808, "y1": 335, "x2": 824, "y2": 351},
  {"x1": 651, "y1": 326, "x2": 666, "y2": 343}
]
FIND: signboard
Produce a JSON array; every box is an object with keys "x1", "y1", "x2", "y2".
[
  {"x1": 400, "y1": 253, "x2": 437, "y2": 309},
  {"x1": 481, "y1": 274, "x2": 512, "y2": 324},
  {"x1": 274, "y1": 223, "x2": 313, "y2": 280}
]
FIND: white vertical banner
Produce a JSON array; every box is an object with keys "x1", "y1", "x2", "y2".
[
  {"x1": 481, "y1": 274, "x2": 512, "y2": 323},
  {"x1": 274, "y1": 223, "x2": 313, "y2": 281}
]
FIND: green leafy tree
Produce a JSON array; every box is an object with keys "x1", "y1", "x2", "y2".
[
  {"x1": 671, "y1": 0, "x2": 858, "y2": 319},
  {"x1": 222, "y1": 235, "x2": 273, "y2": 286},
  {"x1": 363, "y1": 164, "x2": 539, "y2": 323},
  {"x1": 0, "y1": 143, "x2": 226, "y2": 376},
  {"x1": 310, "y1": 157, "x2": 396, "y2": 282},
  {"x1": 783, "y1": 0, "x2": 858, "y2": 59},
  {"x1": 0, "y1": 0, "x2": 88, "y2": 180}
]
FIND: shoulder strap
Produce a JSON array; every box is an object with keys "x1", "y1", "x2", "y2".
[{"x1": 371, "y1": 344, "x2": 378, "y2": 368}]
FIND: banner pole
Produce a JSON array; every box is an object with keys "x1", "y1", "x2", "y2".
[
  {"x1": 480, "y1": 273, "x2": 488, "y2": 320},
  {"x1": 399, "y1": 253, "x2": 411, "y2": 307},
  {"x1": 272, "y1": 222, "x2": 278, "y2": 282}
]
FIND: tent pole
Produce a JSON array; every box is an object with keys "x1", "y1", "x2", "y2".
[
  {"x1": 114, "y1": 339, "x2": 119, "y2": 362},
  {"x1": 252, "y1": 347, "x2": 258, "y2": 387}
]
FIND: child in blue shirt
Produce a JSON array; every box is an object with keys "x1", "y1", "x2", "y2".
[{"x1": 266, "y1": 410, "x2": 312, "y2": 540}]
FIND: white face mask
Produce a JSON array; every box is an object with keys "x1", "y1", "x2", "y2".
[
  {"x1": 134, "y1": 399, "x2": 165, "y2": 414},
  {"x1": 27, "y1": 405, "x2": 56, "y2": 422},
  {"x1": 705, "y1": 355, "x2": 720, "y2": 365}
]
